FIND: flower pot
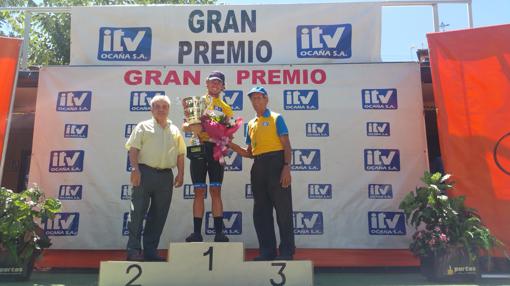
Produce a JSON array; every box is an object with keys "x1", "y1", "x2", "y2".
[
  {"x1": 420, "y1": 245, "x2": 479, "y2": 282},
  {"x1": 0, "y1": 249, "x2": 36, "y2": 281}
]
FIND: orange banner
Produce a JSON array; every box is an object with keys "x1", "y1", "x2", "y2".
[
  {"x1": 428, "y1": 24, "x2": 510, "y2": 252},
  {"x1": 0, "y1": 36, "x2": 22, "y2": 165}
]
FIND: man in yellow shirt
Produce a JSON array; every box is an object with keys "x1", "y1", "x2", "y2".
[
  {"x1": 125, "y1": 95, "x2": 185, "y2": 261},
  {"x1": 183, "y1": 71, "x2": 233, "y2": 242},
  {"x1": 229, "y1": 86, "x2": 295, "y2": 261}
]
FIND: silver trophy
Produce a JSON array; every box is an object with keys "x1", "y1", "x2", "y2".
[{"x1": 182, "y1": 96, "x2": 207, "y2": 159}]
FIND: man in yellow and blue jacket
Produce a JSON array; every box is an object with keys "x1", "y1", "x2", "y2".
[{"x1": 229, "y1": 86, "x2": 295, "y2": 261}]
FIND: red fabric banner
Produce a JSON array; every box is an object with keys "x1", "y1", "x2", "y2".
[
  {"x1": 0, "y1": 36, "x2": 22, "y2": 165},
  {"x1": 428, "y1": 24, "x2": 510, "y2": 252}
]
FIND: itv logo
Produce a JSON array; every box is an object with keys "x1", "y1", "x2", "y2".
[
  {"x1": 58, "y1": 185, "x2": 83, "y2": 200},
  {"x1": 362, "y1": 89, "x2": 398, "y2": 110},
  {"x1": 121, "y1": 185, "x2": 130, "y2": 200},
  {"x1": 44, "y1": 212, "x2": 80, "y2": 236},
  {"x1": 364, "y1": 149, "x2": 400, "y2": 171},
  {"x1": 308, "y1": 184, "x2": 332, "y2": 199},
  {"x1": 293, "y1": 211, "x2": 323, "y2": 235},
  {"x1": 98, "y1": 27, "x2": 151, "y2": 61},
  {"x1": 306, "y1": 123, "x2": 329, "y2": 137},
  {"x1": 205, "y1": 211, "x2": 242, "y2": 235},
  {"x1": 49, "y1": 150, "x2": 84, "y2": 172},
  {"x1": 56, "y1": 91, "x2": 92, "y2": 112},
  {"x1": 296, "y1": 24, "x2": 352, "y2": 59},
  {"x1": 122, "y1": 212, "x2": 147, "y2": 236},
  {"x1": 366, "y1": 122, "x2": 390, "y2": 137},
  {"x1": 126, "y1": 152, "x2": 132, "y2": 172},
  {"x1": 245, "y1": 184, "x2": 253, "y2": 199},
  {"x1": 130, "y1": 91, "x2": 164, "y2": 112},
  {"x1": 64, "y1": 124, "x2": 88, "y2": 138},
  {"x1": 284, "y1": 90, "x2": 319, "y2": 110},
  {"x1": 368, "y1": 211, "x2": 406, "y2": 235},
  {"x1": 183, "y1": 184, "x2": 208, "y2": 200},
  {"x1": 291, "y1": 149, "x2": 320, "y2": 171},
  {"x1": 368, "y1": 184, "x2": 393, "y2": 199},
  {"x1": 124, "y1": 124, "x2": 137, "y2": 138},
  {"x1": 224, "y1": 152, "x2": 242, "y2": 171},
  {"x1": 183, "y1": 184, "x2": 194, "y2": 199},
  {"x1": 122, "y1": 212, "x2": 131, "y2": 236},
  {"x1": 223, "y1": 90, "x2": 243, "y2": 111}
]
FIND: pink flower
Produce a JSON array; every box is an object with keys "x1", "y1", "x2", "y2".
[
  {"x1": 439, "y1": 233, "x2": 448, "y2": 242},
  {"x1": 434, "y1": 226, "x2": 440, "y2": 232},
  {"x1": 201, "y1": 116, "x2": 243, "y2": 164}
]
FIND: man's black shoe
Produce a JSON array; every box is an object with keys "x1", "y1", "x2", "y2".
[
  {"x1": 214, "y1": 233, "x2": 229, "y2": 242},
  {"x1": 126, "y1": 250, "x2": 144, "y2": 261},
  {"x1": 185, "y1": 232, "x2": 203, "y2": 242}
]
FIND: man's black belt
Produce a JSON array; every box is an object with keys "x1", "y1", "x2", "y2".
[
  {"x1": 253, "y1": 150, "x2": 284, "y2": 160},
  {"x1": 139, "y1": 164, "x2": 172, "y2": 173}
]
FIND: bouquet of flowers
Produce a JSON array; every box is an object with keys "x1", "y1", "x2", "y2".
[{"x1": 201, "y1": 110, "x2": 243, "y2": 164}]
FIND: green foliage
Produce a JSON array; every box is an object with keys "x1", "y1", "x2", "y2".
[
  {"x1": 0, "y1": 0, "x2": 215, "y2": 65},
  {"x1": 399, "y1": 172, "x2": 502, "y2": 260},
  {"x1": 0, "y1": 186, "x2": 61, "y2": 263}
]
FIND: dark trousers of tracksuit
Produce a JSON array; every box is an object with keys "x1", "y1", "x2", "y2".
[
  {"x1": 127, "y1": 164, "x2": 173, "y2": 256},
  {"x1": 251, "y1": 150, "x2": 295, "y2": 257}
]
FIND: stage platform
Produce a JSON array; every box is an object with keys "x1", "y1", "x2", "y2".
[
  {"x1": 36, "y1": 249, "x2": 419, "y2": 268},
  {"x1": 2, "y1": 267, "x2": 510, "y2": 286}
]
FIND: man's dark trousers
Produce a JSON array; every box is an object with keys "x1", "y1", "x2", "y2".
[
  {"x1": 251, "y1": 151, "x2": 295, "y2": 257},
  {"x1": 127, "y1": 164, "x2": 173, "y2": 257}
]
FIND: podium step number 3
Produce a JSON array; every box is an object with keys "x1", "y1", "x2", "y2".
[{"x1": 99, "y1": 242, "x2": 313, "y2": 286}]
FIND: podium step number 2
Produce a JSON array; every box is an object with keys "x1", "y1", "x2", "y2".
[{"x1": 99, "y1": 242, "x2": 313, "y2": 286}]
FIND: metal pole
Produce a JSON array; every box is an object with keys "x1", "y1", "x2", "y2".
[
  {"x1": 432, "y1": 3, "x2": 440, "y2": 32},
  {"x1": 0, "y1": 42, "x2": 23, "y2": 187},
  {"x1": 467, "y1": 0, "x2": 474, "y2": 28},
  {"x1": 21, "y1": 10, "x2": 31, "y2": 70}
]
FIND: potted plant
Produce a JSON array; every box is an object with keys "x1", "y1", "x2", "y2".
[
  {"x1": 399, "y1": 172, "x2": 502, "y2": 282},
  {"x1": 0, "y1": 186, "x2": 61, "y2": 281}
]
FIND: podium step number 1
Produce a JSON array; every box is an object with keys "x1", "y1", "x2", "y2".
[{"x1": 99, "y1": 242, "x2": 313, "y2": 286}]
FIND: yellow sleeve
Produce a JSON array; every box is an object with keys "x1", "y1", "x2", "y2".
[
  {"x1": 125, "y1": 123, "x2": 143, "y2": 150},
  {"x1": 175, "y1": 129, "x2": 187, "y2": 155},
  {"x1": 224, "y1": 101, "x2": 234, "y2": 118}
]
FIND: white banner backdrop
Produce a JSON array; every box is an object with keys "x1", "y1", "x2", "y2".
[
  {"x1": 29, "y1": 63, "x2": 427, "y2": 250},
  {"x1": 70, "y1": 3, "x2": 381, "y2": 65}
]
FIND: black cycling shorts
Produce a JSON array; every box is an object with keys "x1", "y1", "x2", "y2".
[{"x1": 190, "y1": 142, "x2": 224, "y2": 189}]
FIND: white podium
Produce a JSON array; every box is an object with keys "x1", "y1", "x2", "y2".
[{"x1": 98, "y1": 242, "x2": 313, "y2": 286}]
